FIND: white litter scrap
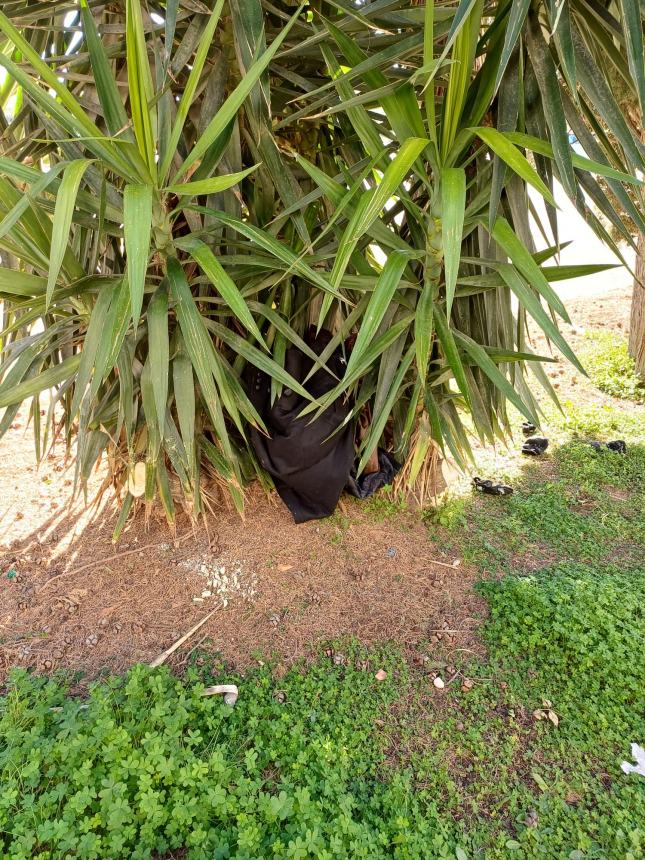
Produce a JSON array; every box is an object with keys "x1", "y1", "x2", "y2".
[
  {"x1": 179, "y1": 555, "x2": 258, "y2": 606},
  {"x1": 202, "y1": 684, "x2": 239, "y2": 706},
  {"x1": 621, "y1": 743, "x2": 645, "y2": 777}
]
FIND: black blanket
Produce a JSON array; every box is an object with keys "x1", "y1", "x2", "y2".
[{"x1": 246, "y1": 331, "x2": 355, "y2": 523}]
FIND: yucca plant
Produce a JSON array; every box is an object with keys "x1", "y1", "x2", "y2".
[{"x1": 0, "y1": 0, "x2": 642, "y2": 534}]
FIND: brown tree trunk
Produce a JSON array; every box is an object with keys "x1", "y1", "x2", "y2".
[{"x1": 629, "y1": 230, "x2": 645, "y2": 378}]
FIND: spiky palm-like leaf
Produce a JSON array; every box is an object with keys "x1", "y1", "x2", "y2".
[{"x1": 0, "y1": 0, "x2": 642, "y2": 533}]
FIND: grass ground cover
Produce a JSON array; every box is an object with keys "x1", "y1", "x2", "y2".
[{"x1": 1, "y1": 333, "x2": 644, "y2": 858}]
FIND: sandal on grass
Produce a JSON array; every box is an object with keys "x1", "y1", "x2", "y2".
[
  {"x1": 473, "y1": 477, "x2": 513, "y2": 496},
  {"x1": 522, "y1": 437, "x2": 549, "y2": 456}
]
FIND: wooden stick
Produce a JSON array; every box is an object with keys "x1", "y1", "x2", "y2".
[
  {"x1": 423, "y1": 558, "x2": 462, "y2": 571},
  {"x1": 38, "y1": 532, "x2": 195, "y2": 593},
  {"x1": 149, "y1": 605, "x2": 220, "y2": 668}
]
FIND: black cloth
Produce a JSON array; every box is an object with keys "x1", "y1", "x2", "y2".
[
  {"x1": 346, "y1": 448, "x2": 401, "y2": 499},
  {"x1": 246, "y1": 330, "x2": 355, "y2": 524}
]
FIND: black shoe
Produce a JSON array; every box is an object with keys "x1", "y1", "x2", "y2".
[
  {"x1": 607, "y1": 440, "x2": 627, "y2": 454},
  {"x1": 590, "y1": 440, "x2": 627, "y2": 454},
  {"x1": 522, "y1": 422, "x2": 537, "y2": 437},
  {"x1": 473, "y1": 477, "x2": 513, "y2": 496},
  {"x1": 522, "y1": 437, "x2": 549, "y2": 456}
]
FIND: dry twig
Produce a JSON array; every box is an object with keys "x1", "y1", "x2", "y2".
[
  {"x1": 149, "y1": 605, "x2": 221, "y2": 668},
  {"x1": 38, "y1": 532, "x2": 195, "y2": 593}
]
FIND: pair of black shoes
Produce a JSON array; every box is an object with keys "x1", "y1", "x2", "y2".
[
  {"x1": 522, "y1": 436, "x2": 549, "y2": 456},
  {"x1": 521, "y1": 423, "x2": 549, "y2": 456},
  {"x1": 522, "y1": 421, "x2": 549, "y2": 457},
  {"x1": 590, "y1": 440, "x2": 627, "y2": 454}
]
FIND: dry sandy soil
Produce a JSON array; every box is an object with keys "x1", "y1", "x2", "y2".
[
  {"x1": 0, "y1": 439, "x2": 484, "y2": 686},
  {"x1": 0, "y1": 286, "x2": 636, "y2": 685},
  {"x1": 529, "y1": 285, "x2": 639, "y2": 408}
]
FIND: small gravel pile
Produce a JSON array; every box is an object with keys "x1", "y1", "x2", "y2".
[{"x1": 178, "y1": 555, "x2": 258, "y2": 607}]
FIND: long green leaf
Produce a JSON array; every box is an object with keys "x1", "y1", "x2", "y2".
[
  {"x1": 493, "y1": 0, "x2": 530, "y2": 94},
  {"x1": 204, "y1": 319, "x2": 313, "y2": 403},
  {"x1": 505, "y1": 132, "x2": 644, "y2": 186},
  {"x1": 167, "y1": 257, "x2": 221, "y2": 428},
  {"x1": 433, "y1": 305, "x2": 471, "y2": 408},
  {"x1": 0, "y1": 355, "x2": 80, "y2": 409},
  {"x1": 357, "y1": 345, "x2": 414, "y2": 475},
  {"x1": 167, "y1": 257, "x2": 245, "y2": 472},
  {"x1": 174, "y1": 3, "x2": 305, "y2": 183},
  {"x1": 0, "y1": 161, "x2": 67, "y2": 242},
  {"x1": 491, "y1": 217, "x2": 569, "y2": 321},
  {"x1": 0, "y1": 268, "x2": 46, "y2": 297},
  {"x1": 572, "y1": 21, "x2": 644, "y2": 171},
  {"x1": 453, "y1": 329, "x2": 538, "y2": 424},
  {"x1": 148, "y1": 285, "x2": 169, "y2": 432},
  {"x1": 159, "y1": 0, "x2": 226, "y2": 181},
  {"x1": 618, "y1": 0, "x2": 645, "y2": 116},
  {"x1": 126, "y1": 0, "x2": 157, "y2": 177},
  {"x1": 344, "y1": 251, "x2": 412, "y2": 378},
  {"x1": 415, "y1": 279, "x2": 435, "y2": 382},
  {"x1": 470, "y1": 127, "x2": 557, "y2": 206},
  {"x1": 79, "y1": 0, "x2": 130, "y2": 137},
  {"x1": 205, "y1": 210, "x2": 344, "y2": 299},
  {"x1": 526, "y1": 15, "x2": 577, "y2": 200},
  {"x1": 165, "y1": 165, "x2": 258, "y2": 197},
  {"x1": 329, "y1": 137, "x2": 428, "y2": 292},
  {"x1": 497, "y1": 263, "x2": 584, "y2": 374},
  {"x1": 178, "y1": 236, "x2": 267, "y2": 347},
  {"x1": 173, "y1": 345, "x2": 196, "y2": 480},
  {"x1": 123, "y1": 184, "x2": 153, "y2": 331},
  {"x1": 70, "y1": 287, "x2": 113, "y2": 419},
  {"x1": 46, "y1": 159, "x2": 92, "y2": 309},
  {"x1": 441, "y1": 166, "x2": 466, "y2": 315},
  {"x1": 299, "y1": 316, "x2": 413, "y2": 419}
]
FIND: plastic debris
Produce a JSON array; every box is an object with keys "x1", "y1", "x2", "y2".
[
  {"x1": 473, "y1": 477, "x2": 513, "y2": 496},
  {"x1": 201, "y1": 684, "x2": 238, "y2": 706},
  {"x1": 6, "y1": 569, "x2": 17, "y2": 580},
  {"x1": 522, "y1": 437, "x2": 549, "y2": 456},
  {"x1": 621, "y1": 743, "x2": 645, "y2": 777}
]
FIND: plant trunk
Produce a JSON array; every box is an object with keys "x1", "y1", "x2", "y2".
[{"x1": 629, "y1": 230, "x2": 645, "y2": 379}]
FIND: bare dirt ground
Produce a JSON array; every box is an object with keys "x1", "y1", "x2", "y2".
[
  {"x1": 529, "y1": 285, "x2": 639, "y2": 410},
  {"x1": 0, "y1": 285, "x2": 635, "y2": 685},
  {"x1": 0, "y1": 448, "x2": 484, "y2": 685}
]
